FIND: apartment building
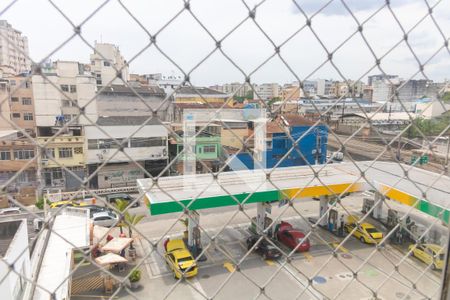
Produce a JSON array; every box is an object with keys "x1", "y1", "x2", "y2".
[
  {"x1": 0, "y1": 20, "x2": 31, "y2": 75},
  {"x1": 85, "y1": 116, "x2": 168, "y2": 189},
  {"x1": 37, "y1": 126, "x2": 85, "y2": 191},
  {"x1": 316, "y1": 79, "x2": 333, "y2": 97},
  {"x1": 0, "y1": 79, "x2": 12, "y2": 131},
  {"x1": 281, "y1": 82, "x2": 303, "y2": 101},
  {"x1": 90, "y1": 42, "x2": 129, "y2": 86},
  {"x1": 210, "y1": 82, "x2": 253, "y2": 98},
  {"x1": 8, "y1": 75, "x2": 35, "y2": 135},
  {"x1": 173, "y1": 86, "x2": 230, "y2": 104},
  {"x1": 32, "y1": 61, "x2": 98, "y2": 126},
  {"x1": 253, "y1": 83, "x2": 281, "y2": 101}
]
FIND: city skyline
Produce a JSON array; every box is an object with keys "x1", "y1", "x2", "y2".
[{"x1": 0, "y1": 0, "x2": 448, "y2": 86}]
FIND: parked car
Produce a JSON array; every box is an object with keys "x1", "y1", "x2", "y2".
[
  {"x1": 83, "y1": 205, "x2": 115, "y2": 218},
  {"x1": 408, "y1": 243, "x2": 445, "y2": 270},
  {"x1": 50, "y1": 200, "x2": 88, "y2": 209},
  {"x1": 345, "y1": 215, "x2": 383, "y2": 244},
  {"x1": 246, "y1": 236, "x2": 282, "y2": 260},
  {"x1": 106, "y1": 193, "x2": 139, "y2": 207},
  {"x1": 91, "y1": 211, "x2": 119, "y2": 227},
  {"x1": 0, "y1": 207, "x2": 22, "y2": 215},
  {"x1": 276, "y1": 221, "x2": 310, "y2": 252},
  {"x1": 164, "y1": 239, "x2": 198, "y2": 279}
]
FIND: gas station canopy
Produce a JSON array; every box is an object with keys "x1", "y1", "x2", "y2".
[{"x1": 137, "y1": 162, "x2": 450, "y2": 222}]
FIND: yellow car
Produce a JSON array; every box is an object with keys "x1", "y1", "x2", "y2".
[
  {"x1": 164, "y1": 239, "x2": 198, "y2": 279},
  {"x1": 345, "y1": 221, "x2": 383, "y2": 244},
  {"x1": 49, "y1": 200, "x2": 88, "y2": 209},
  {"x1": 408, "y1": 244, "x2": 445, "y2": 270}
]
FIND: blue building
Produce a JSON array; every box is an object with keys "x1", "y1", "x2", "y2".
[{"x1": 228, "y1": 115, "x2": 328, "y2": 170}]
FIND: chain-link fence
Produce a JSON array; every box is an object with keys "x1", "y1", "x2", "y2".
[{"x1": 0, "y1": 0, "x2": 449, "y2": 299}]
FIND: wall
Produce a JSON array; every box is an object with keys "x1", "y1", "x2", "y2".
[
  {"x1": 175, "y1": 95, "x2": 227, "y2": 104},
  {"x1": 37, "y1": 136, "x2": 85, "y2": 168},
  {"x1": 85, "y1": 124, "x2": 168, "y2": 164},
  {"x1": 221, "y1": 127, "x2": 249, "y2": 149},
  {"x1": 96, "y1": 162, "x2": 145, "y2": 188},
  {"x1": 0, "y1": 220, "x2": 31, "y2": 300}
]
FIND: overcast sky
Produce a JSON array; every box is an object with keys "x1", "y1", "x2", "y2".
[{"x1": 1, "y1": 0, "x2": 449, "y2": 86}]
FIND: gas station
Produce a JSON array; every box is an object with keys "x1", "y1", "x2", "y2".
[{"x1": 137, "y1": 161, "x2": 450, "y2": 255}]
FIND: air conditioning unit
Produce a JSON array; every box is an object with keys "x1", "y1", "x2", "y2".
[{"x1": 41, "y1": 159, "x2": 48, "y2": 165}]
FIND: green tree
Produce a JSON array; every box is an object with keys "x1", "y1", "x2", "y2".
[
  {"x1": 113, "y1": 199, "x2": 129, "y2": 234},
  {"x1": 125, "y1": 212, "x2": 145, "y2": 249}
]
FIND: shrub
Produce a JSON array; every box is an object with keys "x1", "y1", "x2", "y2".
[{"x1": 129, "y1": 269, "x2": 141, "y2": 282}]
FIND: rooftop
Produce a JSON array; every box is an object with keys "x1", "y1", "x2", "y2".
[
  {"x1": 278, "y1": 114, "x2": 316, "y2": 126},
  {"x1": 100, "y1": 84, "x2": 165, "y2": 96},
  {"x1": 175, "y1": 86, "x2": 229, "y2": 96},
  {"x1": 96, "y1": 116, "x2": 164, "y2": 126}
]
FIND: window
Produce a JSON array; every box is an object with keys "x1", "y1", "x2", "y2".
[
  {"x1": 74, "y1": 147, "x2": 83, "y2": 154},
  {"x1": 10, "y1": 80, "x2": 16, "y2": 86},
  {"x1": 25, "y1": 81, "x2": 31, "y2": 88},
  {"x1": 12, "y1": 113, "x2": 20, "y2": 118},
  {"x1": 58, "y1": 147, "x2": 73, "y2": 158},
  {"x1": 43, "y1": 148, "x2": 55, "y2": 159},
  {"x1": 203, "y1": 145, "x2": 216, "y2": 153},
  {"x1": 11, "y1": 97, "x2": 19, "y2": 102},
  {"x1": 23, "y1": 113, "x2": 33, "y2": 121},
  {"x1": 104, "y1": 61, "x2": 111, "y2": 67},
  {"x1": 130, "y1": 137, "x2": 165, "y2": 147},
  {"x1": 22, "y1": 97, "x2": 32, "y2": 105},
  {"x1": 14, "y1": 149, "x2": 34, "y2": 160},
  {"x1": 0, "y1": 151, "x2": 11, "y2": 160},
  {"x1": 96, "y1": 80, "x2": 102, "y2": 85},
  {"x1": 60, "y1": 84, "x2": 69, "y2": 92},
  {"x1": 70, "y1": 85, "x2": 77, "y2": 93},
  {"x1": 61, "y1": 100, "x2": 71, "y2": 107},
  {"x1": 88, "y1": 139, "x2": 99, "y2": 150}
]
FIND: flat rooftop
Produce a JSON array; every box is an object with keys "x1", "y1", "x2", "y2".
[{"x1": 138, "y1": 161, "x2": 450, "y2": 219}]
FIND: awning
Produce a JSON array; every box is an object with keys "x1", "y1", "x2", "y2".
[
  {"x1": 93, "y1": 225, "x2": 112, "y2": 243},
  {"x1": 101, "y1": 237, "x2": 133, "y2": 253},
  {"x1": 95, "y1": 252, "x2": 128, "y2": 265}
]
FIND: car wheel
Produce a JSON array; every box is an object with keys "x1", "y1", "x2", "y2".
[
  {"x1": 431, "y1": 263, "x2": 436, "y2": 271},
  {"x1": 360, "y1": 237, "x2": 365, "y2": 243}
]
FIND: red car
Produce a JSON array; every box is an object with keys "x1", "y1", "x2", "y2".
[{"x1": 276, "y1": 221, "x2": 311, "y2": 252}]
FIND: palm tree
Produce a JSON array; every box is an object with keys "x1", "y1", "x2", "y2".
[
  {"x1": 113, "y1": 199, "x2": 129, "y2": 234},
  {"x1": 125, "y1": 212, "x2": 145, "y2": 250}
]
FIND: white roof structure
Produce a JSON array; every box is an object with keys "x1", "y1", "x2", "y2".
[{"x1": 34, "y1": 209, "x2": 90, "y2": 300}]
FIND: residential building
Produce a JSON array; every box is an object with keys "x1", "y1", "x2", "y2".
[
  {"x1": 367, "y1": 74, "x2": 398, "y2": 86},
  {"x1": 7, "y1": 74, "x2": 35, "y2": 135},
  {"x1": 85, "y1": 116, "x2": 168, "y2": 189},
  {"x1": 37, "y1": 125, "x2": 85, "y2": 191},
  {"x1": 362, "y1": 84, "x2": 373, "y2": 102},
  {"x1": 302, "y1": 80, "x2": 317, "y2": 97},
  {"x1": 152, "y1": 73, "x2": 184, "y2": 94},
  {"x1": 253, "y1": 83, "x2": 281, "y2": 101},
  {"x1": 96, "y1": 84, "x2": 172, "y2": 122},
  {"x1": 372, "y1": 77, "x2": 399, "y2": 102},
  {"x1": 169, "y1": 123, "x2": 222, "y2": 174},
  {"x1": 397, "y1": 79, "x2": 431, "y2": 102},
  {"x1": 0, "y1": 20, "x2": 31, "y2": 75},
  {"x1": 316, "y1": 79, "x2": 333, "y2": 97},
  {"x1": 0, "y1": 134, "x2": 37, "y2": 204},
  {"x1": 90, "y1": 42, "x2": 129, "y2": 86},
  {"x1": 217, "y1": 120, "x2": 250, "y2": 150},
  {"x1": 281, "y1": 82, "x2": 303, "y2": 101},
  {"x1": 32, "y1": 61, "x2": 98, "y2": 126},
  {"x1": 0, "y1": 219, "x2": 31, "y2": 300},
  {"x1": 173, "y1": 86, "x2": 230, "y2": 104},
  {"x1": 229, "y1": 115, "x2": 328, "y2": 170},
  {"x1": 332, "y1": 80, "x2": 364, "y2": 98},
  {"x1": 210, "y1": 82, "x2": 253, "y2": 98},
  {"x1": 0, "y1": 78, "x2": 12, "y2": 130}
]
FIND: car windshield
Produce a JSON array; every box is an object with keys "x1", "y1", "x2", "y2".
[
  {"x1": 365, "y1": 228, "x2": 379, "y2": 233},
  {"x1": 178, "y1": 256, "x2": 193, "y2": 263},
  {"x1": 437, "y1": 253, "x2": 445, "y2": 260}
]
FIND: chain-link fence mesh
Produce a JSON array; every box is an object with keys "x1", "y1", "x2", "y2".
[{"x1": 0, "y1": 0, "x2": 449, "y2": 299}]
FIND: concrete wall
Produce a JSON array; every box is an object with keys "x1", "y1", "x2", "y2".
[{"x1": 0, "y1": 220, "x2": 31, "y2": 300}]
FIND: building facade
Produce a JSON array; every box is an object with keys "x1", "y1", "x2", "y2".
[
  {"x1": 0, "y1": 20, "x2": 30, "y2": 75},
  {"x1": 90, "y1": 42, "x2": 129, "y2": 86},
  {"x1": 316, "y1": 79, "x2": 333, "y2": 97},
  {"x1": 253, "y1": 83, "x2": 281, "y2": 101},
  {"x1": 85, "y1": 116, "x2": 168, "y2": 189},
  {"x1": 8, "y1": 75, "x2": 35, "y2": 135},
  {"x1": 174, "y1": 86, "x2": 230, "y2": 104},
  {"x1": 32, "y1": 61, "x2": 98, "y2": 126}
]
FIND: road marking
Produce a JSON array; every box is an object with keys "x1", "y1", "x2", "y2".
[
  {"x1": 331, "y1": 242, "x2": 349, "y2": 253},
  {"x1": 302, "y1": 252, "x2": 313, "y2": 262},
  {"x1": 265, "y1": 259, "x2": 274, "y2": 266},
  {"x1": 223, "y1": 262, "x2": 235, "y2": 272}
]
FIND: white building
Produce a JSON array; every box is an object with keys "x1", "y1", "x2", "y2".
[
  {"x1": 253, "y1": 83, "x2": 280, "y2": 101},
  {"x1": 32, "y1": 61, "x2": 98, "y2": 126},
  {"x1": 372, "y1": 77, "x2": 399, "y2": 102},
  {"x1": 90, "y1": 43, "x2": 129, "y2": 86},
  {"x1": 0, "y1": 219, "x2": 31, "y2": 300},
  {"x1": 302, "y1": 80, "x2": 317, "y2": 96},
  {"x1": 210, "y1": 82, "x2": 253, "y2": 98},
  {"x1": 316, "y1": 79, "x2": 333, "y2": 97},
  {"x1": 85, "y1": 116, "x2": 168, "y2": 189},
  {"x1": 0, "y1": 20, "x2": 31, "y2": 75}
]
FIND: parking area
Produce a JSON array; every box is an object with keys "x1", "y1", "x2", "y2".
[{"x1": 127, "y1": 193, "x2": 444, "y2": 300}]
